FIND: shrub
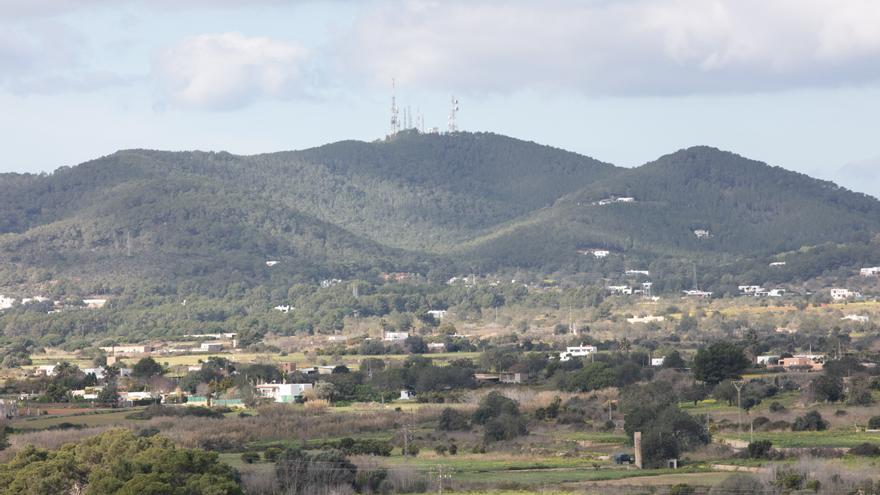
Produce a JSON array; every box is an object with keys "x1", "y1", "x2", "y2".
[
  {"x1": 709, "y1": 474, "x2": 764, "y2": 495},
  {"x1": 850, "y1": 443, "x2": 880, "y2": 457},
  {"x1": 263, "y1": 447, "x2": 283, "y2": 462},
  {"x1": 438, "y1": 408, "x2": 470, "y2": 431},
  {"x1": 484, "y1": 414, "x2": 527, "y2": 442},
  {"x1": 868, "y1": 416, "x2": 880, "y2": 429},
  {"x1": 669, "y1": 484, "x2": 695, "y2": 495},
  {"x1": 792, "y1": 411, "x2": 828, "y2": 431},
  {"x1": 240, "y1": 452, "x2": 260, "y2": 464},
  {"x1": 747, "y1": 440, "x2": 772, "y2": 459},
  {"x1": 768, "y1": 401, "x2": 785, "y2": 413}
]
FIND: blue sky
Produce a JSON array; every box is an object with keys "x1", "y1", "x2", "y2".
[{"x1": 2, "y1": 0, "x2": 879, "y2": 197}]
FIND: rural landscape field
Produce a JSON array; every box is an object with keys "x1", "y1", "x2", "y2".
[{"x1": 3, "y1": 1, "x2": 880, "y2": 494}]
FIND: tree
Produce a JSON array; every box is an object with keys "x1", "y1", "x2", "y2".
[
  {"x1": 132, "y1": 357, "x2": 163, "y2": 379},
  {"x1": 0, "y1": 429, "x2": 242, "y2": 495},
  {"x1": 693, "y1": 343, "x2": 749, "y2": 384},
  {"x1": 846, "y1": 377, "x2": 874, "y2": 406},
  {"x1": 473, "y1": 392, "x2": 520, "y2": 425},
  {"x1": 792, "y1": 411, "x2": 828, "y2": 431},
  {"x1": 810, "y1": 374, "x2": 843, "y2": 403},
  {"x1": 662, "y1": 350, "x2": 686, "y2": 369},
  {"x1": 438, "y1": 408, "x2": 470, "y2": 431}
]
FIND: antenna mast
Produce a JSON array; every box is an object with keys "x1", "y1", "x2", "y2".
[
  {"x1": 389, "y1": 78, "x2": 400, "y2": 136},
  {"x1": 447, "y1": 96, "x2": 459, "y2": 133}
]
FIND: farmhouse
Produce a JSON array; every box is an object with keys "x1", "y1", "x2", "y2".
[
  {"x1": 559, "y1": 345, "x2": 597, "y2": 362},
  {"x1": 860, "y1": 267, "x2": 880, "y2": 277},
  {"x1": 426, "y1": 309, "x2": 448, "y2": 320},
  {"x1": 830, "y1": 288, "x2": 861, "y2": 301},
  {"x1": 255, "y1": 383, "x2": 313, "y2": 403},
  {"x1": 100, "y1": 344, "x2": 153, "y2": 356},
  {"x1": 608, "y1": 285, "x2": 632, "y2": 295},
  {"x1": 626, "y1": 315, "x2": 665, "y2": 324},
  {"x1": 779, "y1": 354, "x2": 825, "y2": 371},
  {"x1": 842, "y1": 314, "x2": 869, "y2": 323},
  {"x1": 383, "y1": 331, "x2": 409, "y2": 342}
]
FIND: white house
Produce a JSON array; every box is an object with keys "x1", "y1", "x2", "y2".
[
  {"x1": 693, "y1": 229, "x2": 711, "y2": 239},
  {"x1": 842, "y1": 314, "x2": 870, "y2": 323},
  {"x1": 860, "y1": 267, "x2": 880, "y2": 277},
  {"x1": 197, "y1": 342, "x2": 223, "y2": 353},
  {"x1": 590, "y1": 249, "x2": 610, "y2": 258},
  {"x1": 426, "y1": 310, "x2": 448, "y2": 320},
  {"x1": 255, "y1": 383, "x2": 313, "y2": 403},
  {"x1": 274, "y1": 305, "x2": 292, "y2": 313},
  {"x1": 625, "y1": 270, "x2": 650, "y2": 276},
  {"x1": 769, "y1": 261, "x2": 787, "y2": 267},
  {"x1": 651, "y1": 357, "x2": 665, "y2": 367},
  {"x1": 767, "y1": 289, "x2": 786, "y2": 297},
  {"x1": 739, "y1": 285, "x2": 765, "y2": 295},
  {"x1": 608, "y1": 285, "x2": 632, "y2": 295},
  {"x1": 830, "y1": 288, "x2": 861, "y2": 301},
  {"x1": 682, "y1": 290, "x2": 712, "y2": 298},
  {"x1": 0, "y1": 295, "x2": 15, "y2": 311},
  {"x1": 82, "y1": 298, "x2": 107, "y2": 309},
  {"x1": 265, "y1": 260, "x2": 279, "y2": 267},
  {"x1": 559, "y1": 345, "x2": 598, "y2": 362},
  {"x1": 383, "y1": 331, "x2": 409, "y2": 342},
  {"x1": 626, "y1": 315, "x2": 665, "y2": 324},
  {"x1": 399, "y1": 390, "x2": 416, "y2": 400},
  {"x1": 756, "y1": 355, "x2": 779, "y2": 365}
]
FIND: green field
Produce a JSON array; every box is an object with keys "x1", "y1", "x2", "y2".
[
  {"x1": 719, "y1": 429, "x2": 880, "y2": 448},
  {"x1": 11, "y1": 408, "x2": 142, "y2": 430}
]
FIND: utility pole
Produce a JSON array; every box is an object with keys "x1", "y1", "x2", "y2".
[
  {"x1": 436, "y1": 465, "x2": 451, "y2": 494},
  {"x1": 732, "y1": 380, "x2": 745, "y2": 433}
]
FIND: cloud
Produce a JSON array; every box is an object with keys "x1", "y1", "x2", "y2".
[
  {"x1": 153, "y1": 32, "x2": 310, "y2": 110},
  {"x1": 338, "y1": 0, "x2": 880, "y2": 95}
]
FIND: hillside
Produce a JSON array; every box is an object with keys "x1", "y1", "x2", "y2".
[
  {"x1": 2, "y1": 136, "x2": 880, "y2": 295},
  {"x1": 0, "y1": 132, "x2": 618, "y2": 293},
  {"x1": 460, "y1": 146, "x2": 880, "y2": 272}
]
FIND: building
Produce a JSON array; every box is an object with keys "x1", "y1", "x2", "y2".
[
  {"x1": 559, "y1": 345, "x2": 598, "y2": 362},
  {"x1": 693, "y1": 229, "x2": 711, "y2": 239},
  {"x1": 266, "y1": 260, "x2": 279, "y2": 267},
  {"x1": 399, "y1": 390, "x2": 416, "y2": 400},
  {"x1": 82, "y1": 298, "x2": 108, "y2": 309},
  {"x1": 682, "y1": 290, "x2": 712, "y2": 298},
  {"x1": 255, "y1": 383, "x2": 313, "y2": 403},
  {"x1": 860, "y1": 267, "x2": 880, "y2": 277},
  {"x1": 0, "y1": 399, "x2": 19, "y2": 419},
  {"x1": 778, "y1": 355, "x2": 824, "y2": 371},
  {"x1": 756, "y1": 355, "x2": 779, "y2": 365},
  {"x1": 383, "y1": 331, "x2": 409, "y2": 342},
  {"x1": 626, "y1": 315, "x2": 665, "y2": 324},
  {"x1": 0, "y1": 295, "x2": 14, "y2": 310},
  {"x1": 625, "y1": 270, "x2": 650, "y2": 276},
  {"x1": 100, "y1": 344, "x2": 153, "y2": 356},
  {"x1": 589, "y1": 249, "x2": 610, "y2": 258},
  {"x1": 196, "y1": 342, "x2": 223, "y2": 353},
  {"x1": 767, "y1": 289, "x2": 786, "y2": 297},
  {"x1": 274, "y1": 305, "x2": 292, "y2": 313},
  {"x1": 842, "y1": 314, "x2": 870, "y2": 323},
  {"x1": 426, "y1": 309, "x2": 448, "y2": 320},
  {"x1": 769, "y1": 261, "x2": 787, "y2": 267},
  {"x1": 279, "y1": 362, "x2": 297, "y2": 374},
  {"x1": 651, "y1": 357, "x2": 665, "y2": 367},
  {"x1": 739, "y1": 285, "x2": 765, "y2": 295},
  {"x1": 608, "y1": 285, "x2": 632, "y2": 295},
  {"x1": 427, "y1": 342, "x2": 447, "y2": 353},
  {"x1": 830, "y1": 288, "x2": 861, "y2": 301}
]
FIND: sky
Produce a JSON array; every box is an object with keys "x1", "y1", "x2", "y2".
[{"x1": 1, "y1": 0, "x2": 879, "y2": 197}]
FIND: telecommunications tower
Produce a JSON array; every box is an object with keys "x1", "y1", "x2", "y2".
[
  {"x1": 389, "y1": 78, "x2": 400, "y2": 136},
  {"x1": 447, "y1": 96, "x2": 459, "y2": 133}
]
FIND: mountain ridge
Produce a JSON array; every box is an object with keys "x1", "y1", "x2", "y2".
[{"x1": 2, "y1": 132, "x2": 879, "y2": 293}]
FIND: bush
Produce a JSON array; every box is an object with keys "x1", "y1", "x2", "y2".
[
  {"x1": 709, "y1": 474, "x2": 764, "y2": 495},
  {"x1": 473, "y1": 392, "x2": 520, "y2": 425},
  {"x1": 868, "y1": 416, "x2": 880, "y2": 429},
  {"x1": 850, "y1": 443, "x2": 880, "y2": 457},
  {"x1": 768, "y1": 401, "x2": 785, "y2": 413},
  {"x1": 747, "y1": 440, "x2": 772, "y2": 459},
  {"x1": 240, "y1": 452, "x2": 260, "y2": 464},
  {"x1": 792, "y1": 411, "x2": 828, "y2": 432},
  {"x1": 483, "y1": 414, "x2": 527, "y2": 442},
  {"x1": 669, "y1": 484, "x2": 696, "y2": 495},
  {"x1": 263, "y1": 447, "x2": 283, "y2": 462},
  {"x1": 438, "y1": 408, "x2": 470, "y2": 431}
]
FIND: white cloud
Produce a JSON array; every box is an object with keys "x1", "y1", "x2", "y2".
[
  {"x1": 153, "y1": 32, "x2": 310, "y2": 110},
  {"x1": 339, "y1": 0, "x2": 880, "y2": 95}
]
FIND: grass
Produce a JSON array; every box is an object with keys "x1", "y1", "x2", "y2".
[
  {"x1": 719, "y1": 429, "x2": 880, "y2": 448},
  {"x1": 10, "y1": 408, "x2": 141, "y2": 430}
]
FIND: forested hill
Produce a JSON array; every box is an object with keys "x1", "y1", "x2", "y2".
[
  {"x1": 1, "y1": 135, "x2": 879, "y2": 294},
  {"x1": 0, "y1": 132, "x2": 618, "y2": 293},
  {"x1": 459, "y1": 146, "x2": 880, "y2": 271}
]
